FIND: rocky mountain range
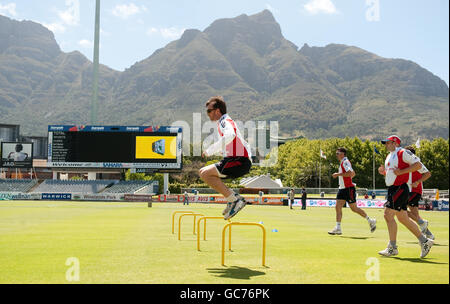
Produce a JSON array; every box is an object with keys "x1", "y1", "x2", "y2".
[{"x1": 0, "y1": 10, "x2": 448, "y2": 142}]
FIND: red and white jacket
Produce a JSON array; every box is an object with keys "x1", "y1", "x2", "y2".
[
  {"x1": 204, "y1": 114, "x2": 252, "y2": 159},
  {"x1": 408, "y1": 159, "x2": 429, "y2": 194},
  {"x1": 384, "y1": 147, "x2": 420, "y2": 187},
  {"x1": 338, "y1": 157, "x2": 356, "y2": 189}
]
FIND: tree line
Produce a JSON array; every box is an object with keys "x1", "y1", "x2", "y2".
[
  {"x1": 126, "y1": 137, "x2": 449, "y2": 192},
  {"x1": 250, "y1": 137, "x2": 449, "y2": 190}
]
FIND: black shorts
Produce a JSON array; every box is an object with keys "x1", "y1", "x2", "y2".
[
  {"x1": 336, "y1": 187, "x2": 357, "y2": 204},
  {"x1": 408, "y1": 192, "x2": 422, "y2": 207},
  {"x1": 385, "y1": 184, "x2": 409, "y2": 211},
  {"x1": 215, "y1": 157, "x2": 252, "y2": 179}
]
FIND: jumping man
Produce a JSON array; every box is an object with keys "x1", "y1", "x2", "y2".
[{"x1": 199, "y1": 96, "x2": 252, "y2": 220}]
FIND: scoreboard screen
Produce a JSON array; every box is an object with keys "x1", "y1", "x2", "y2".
[
  {"x1": 47, "y1": 125, "x2": 182, "y2": 172},
  {"x1": 1, "y1": 142, "x2": 33, "y2": 168}
]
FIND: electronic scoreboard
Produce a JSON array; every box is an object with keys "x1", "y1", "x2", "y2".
[{"x1": 47, "y1": 125, "x2": 183, "y2": 172}]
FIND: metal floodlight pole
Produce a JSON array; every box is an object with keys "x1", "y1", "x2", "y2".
[
  {"x1": 91, "y1": 0, "x2": 100, "y2": 125},
  {"x1": 373, "y1": 147, "x2": 376, "y2": 192}
]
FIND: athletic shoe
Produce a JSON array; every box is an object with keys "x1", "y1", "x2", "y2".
[
  {"x1": 369, "y1": 218, "x2": 377, "y2": 233},
  {"x1": 378, "y1": 245, "x2": 398, "y2": 257},
  {"x1": 328, "y1": 227, "x2": 342, "y2": 235},
  {"x1": 420, "y1": 238, "x2": 434, "y2": 258},
  {"x1": 222, "y1": 195, "x2": 244, "y2": 215},
  {"x1": 425, "y1": 229, "x2": 435, "y2": 240},
  {"x1": 235, "y1": 198, "x2": 247, "y2": 213},
  {"x1": 419, "y1": 220, "x2": 429, "y2": 234},
  {"x1": 222, "y1": 202, "x2": 232, "y2": 215},
  {"x1": 224, "y1": 199, "x2": 247, "y2": 220}
]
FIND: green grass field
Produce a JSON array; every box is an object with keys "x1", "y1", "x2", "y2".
[{"x1": 0, "y1": 201, "x2": 448, "y2": 284}]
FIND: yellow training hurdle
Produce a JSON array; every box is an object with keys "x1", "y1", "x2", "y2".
[
  {"x1": 196, "y1": 216, "x2": 230, "y2": 251},
  {"x1": 171, "y1": 211, "x2": 194, "y2": 234},
  {"x1": 178, "y1": 213, "x2": 204, "y2": 240},
  {"x1": 221, "y1": 222, "x2": 266, "y2": 267}
]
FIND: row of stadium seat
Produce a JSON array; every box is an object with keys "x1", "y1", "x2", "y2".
[
  {"x1": 31, "y1": 180, "x2": 114, "y2": 194},
  {"x1": 0, "y1": 179, "x2": 158, "y2": 194},
  {"x1": 102, "y1": 180, "x2": 156, "y2": 194},
  {"x1": 0, "y1": 179, "x2": 38, "y2": 192}
]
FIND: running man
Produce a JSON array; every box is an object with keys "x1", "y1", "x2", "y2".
[
  {"x1": 328, "y1": 147, "x2": 377, "y2": 235},
  {"x1": 377, "y1": 135, "x2": 434, "y2": 258},
  {"x1": 199, "y1": 96, "x2": 252, "y2": 220},
  {"x1": 405, "y1": 146, "x2": 434, "y2": 240}
]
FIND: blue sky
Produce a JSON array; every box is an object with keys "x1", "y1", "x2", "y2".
[{"x1": 1, "y1": 0, "x2": 448, "y2": 85}]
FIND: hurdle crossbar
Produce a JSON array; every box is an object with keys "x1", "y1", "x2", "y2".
[
  {"x1": 171, "y1": 211, "x2": 194, "y2": 234},
  {"x1": 196, "y1": 216, "x2": 230, "y2": 251},
  {"x1": 221, "y1": 222, "x2": 266, "y2": 267},
  {"x1": 178, "y1": 213, "x2": 204, "y2": 240}
]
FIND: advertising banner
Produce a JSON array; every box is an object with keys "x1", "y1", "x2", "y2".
[
  {"x1": 72, "y1": 193, "x2": 125, "y2": 201},
  {"x1": 158, "y1": 194, "x2": 181, "y2": 202},
  {"x1": 207, "y1": 196, "x2": 228, "y2": 203},
  {"x1": 156, "y1": 194, "x2": 283, "y2": 205},
  {"x1": 0, "y1": 192, "x2": 13, "y2": 200},
  {"x1": 293, "y1": 199, "x2": 386, "y2": 208},
  {"x1": 124, "y1": 194, "x2": 153, "y2": 202},
  {"x1": 432, "y1": 200, "x2": 449, "y2": 211},
  {"x1": 41, "y1": 193, "x2": 72, "y2": 200}
]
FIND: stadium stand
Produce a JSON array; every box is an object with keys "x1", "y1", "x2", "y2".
[
  {"x1": 102, "y1": 180, "x2": 158, "y2": 194},
  {"x1": 0, "y1": 179, "x2": 38, "y2": 192},
  {"x1": 31, "y1": 180, "x2": 115, "y2": 194}
]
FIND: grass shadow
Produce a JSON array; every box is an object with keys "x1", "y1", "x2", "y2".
[
  {"x1": 207, "y1": 266, "x2": 267, "y2": 280},
  {"x1": 391, "y1": 257, "x2": 448, "y2": 265},
  {"x1": 339, "y1": 236, "x2": 374, "y2": 240},
  {"x1": 405, "y1": 242, "x2": 448, "y2": 247}
]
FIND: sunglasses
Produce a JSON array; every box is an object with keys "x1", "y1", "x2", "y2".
[{"x1": 206, "y1": 108, "x2": 216, "y2": 113}]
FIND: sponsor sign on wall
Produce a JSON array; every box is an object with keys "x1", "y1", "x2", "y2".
[
  {"x1": 41, "y1": 193, "x2": 72, "y2": 200},
  {"x1": 157, "y1": 194, "x2": 181, "y2": 202},
  {"x1": 124, "y1": 194, "x2": 153, "y2": 202},
  {"x1": 156, "y1": 195, "x2": 283, "y2": 205},
  {"x1": 433, "y1": 200, "x2": 449, "y2": 211},
  {"x1": 293, "y1": 199, "x2": 387, "y2": 208},
  {"x1": 72, "y1": 193, "x2": 125, "y2": 201}
]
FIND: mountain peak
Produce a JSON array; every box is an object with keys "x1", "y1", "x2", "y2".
[
  {"x1": 0, "y1": 14, "x2": 60, "y2": 60},
  {"x1": 204, "y1": 10, "x2": 282, "y2": 55},
  {"x1": 177, "y1": 29, "x2": 201, "y2": 48},
  {"x1": 206, "y1": 9, "x2": 279, "y2": 29},
  {"x1": 249, "y1": 9, "x2": 277, "y2": 23}
]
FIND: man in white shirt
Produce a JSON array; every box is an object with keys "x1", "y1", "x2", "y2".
[
  {"x1": 288, "y1": 189, "x2": 295, "y2": 210},
  {"x1": 377, "y1": 135, "x2": 434, "y2": 258},
  {"x1": 199, "y1": 96, "x2": 252, "y2": 220},
  {"x1": 328, "y1": 147, "x2": 376, "y2": 235},
  {"x1": 7, "y1": 144, "x2": 29, "y2": 161}
]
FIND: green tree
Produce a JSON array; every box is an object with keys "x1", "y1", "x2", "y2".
[
  {"x1": 248, "y1": 137, "x2": 449, "y2": 190},
  {"x1": 416, "y1": 138, "x2": 449, "y2": 190}
]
